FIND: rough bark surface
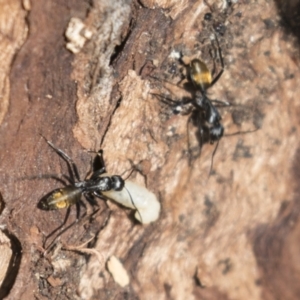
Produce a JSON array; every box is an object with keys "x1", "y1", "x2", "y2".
[{"x1": 1, "y1": 0, "x2": 300, "y2": 299}]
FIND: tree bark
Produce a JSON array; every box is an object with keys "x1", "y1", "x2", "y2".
[{"x1": 1, "y1": 0, "x2": 300, "y2": 299}]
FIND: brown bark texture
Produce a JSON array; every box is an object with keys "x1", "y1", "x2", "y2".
[{"x1": 1, "y1": 0, "x2": 300, "y2": 299}]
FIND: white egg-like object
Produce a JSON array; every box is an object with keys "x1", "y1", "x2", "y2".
[{"x1": 101, "y1": 180, "x2": 160, "y2": 224}]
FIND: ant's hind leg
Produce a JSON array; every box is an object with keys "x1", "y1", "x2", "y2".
[
  {"x1": 186, "y1": 113, "x2": 203, "y2": 166},
  {"x1": 84, "y1": 193, "x2": 100, "y2": 211},
  {"x1": 208, "y1": 140, "x2": 220, "y2": 177},
  {"x1": 41, "y1": 135, "x2": 81, "y2": 182},
  {"x1": 43, "y1": 206, "x2": 72, "y2": 250},
  {"x1": 76, "y1": 201, "x2": 83, "y2": 221}
]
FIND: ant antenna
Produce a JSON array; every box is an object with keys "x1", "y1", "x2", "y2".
[{"x1": 209, "y1": 140, "x2": 220, "y2": 177}]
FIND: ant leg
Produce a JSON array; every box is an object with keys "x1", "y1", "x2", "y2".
[
  {"x1": 61, "y1": 209, "x2": 112, "y2": 261},
  {"x1": 209, "y1": 48, "x2": 217, "y2": 77},
  {"x1": 152, "y1": 92, "x2": 193, "y2": 107},
  {"x1": 152, "y1": 93, "x2": 181, "y2": 106},
  {"x1": 177, "y1": 96, "x2": 193, "y2": 107},
  {"x1": 41, "y1": 135, "x2": 81, "y2": 182},
  {"x1": 76, "y1": 202, "x2": 82, "y2": 221},
  {"x1": 186, "y1": 113, "x2": 203, "y2": 166},
  {"x1": 20, "y1": 174, "x2": 69, "y2": 185},
  {"x1": 90, "y1": 167, "x2": 107, "y2": 180},
  {"x1": 44, "y1": 200, "x2": 90, "y2": 253},
  {"x1": 211, "y1": 99, "x2": 230, "y2": 107},
  {"x1": 186, "y1": 114, "x2": 193, "y2": 166},
  {"x1": 48, "y1": 140, "x2": 80, "y2": 182},
  {"x1": 43, "y1": 206, "x2": 72, "y2": 250},
  {"x1": 88, "y1": 150, "x2": 107, "y2": 180},
  {"x1": 209, "y1": 140, "x2": 220, "y2": 177},
  {"x1": 84, "y1": 193, "x2": 99, "y2": 209},
  {"x1": 44, "y1": 205, "x2": 99, "y2": 255},
  {"x1": 96, "y1": 150, "x2": 106, "y2": 170},
  {"x1": 210, "y1": 35, "x2": 224, "y2": 88},
  {"x1": 172, "y1": 96, "x2": 194, "y2": 115},
  {"x1": 61, "y1": 174, "x2": 74, "y2": 185},
  {"x1": 224, "y1": 128, "x2": 259, "y2": 137}
]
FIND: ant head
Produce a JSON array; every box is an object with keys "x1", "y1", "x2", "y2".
[{"x1": 111, "y1": 175, "x2": 125, "y2": 191}]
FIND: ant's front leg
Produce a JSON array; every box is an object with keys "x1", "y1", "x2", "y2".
[
  {"x1": 152, "y1": 92, "x2": 191, "y2": 108},
  {"x1": 211, "y1": 99, "x2": 230, "y2": 107}
]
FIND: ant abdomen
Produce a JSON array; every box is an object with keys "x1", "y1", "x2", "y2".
[
  {"x1": 38, "y1": 186, "x2": 82, "y2": 210},
  {"x1": 190, "y1": 58, "x2": 212, "y2": 91}
]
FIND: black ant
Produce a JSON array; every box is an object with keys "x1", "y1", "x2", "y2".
[
  {"x1": 38, "y1": 137, "x2": 160, "y2": 249},
  {"x1": 37, "y1": 138, "x2": 131, "y2": 250},
  {"x1": 189, "y1": 44, "x2": 225, "y2": 145},
  {"x1": 38, "y1": 139, "x2": 125, "y2": 213},
  {"x1": 165, "y1": 35, "x2": 227, "y2": 173}
]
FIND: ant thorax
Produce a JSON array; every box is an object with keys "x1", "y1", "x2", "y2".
[{"x1": 82, "y1": 172, "x2": 124, "y2": 192}]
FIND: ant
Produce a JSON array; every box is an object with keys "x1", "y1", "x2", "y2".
[
  {"x1": 38, "y1": 137, "x2": 160, "y2": 244},
  {"x1": 189, "y1": 41, "x2": 225, "y2": 145},
  {"x1": 38, "y1": 139, "x2": 126, "y2": 214},
  {"x1": 37, "y1": 138, "x2": 129, "y2": 249},
  {"x1": 164, "y1": 35, "x2": 227, "y2": 173}
]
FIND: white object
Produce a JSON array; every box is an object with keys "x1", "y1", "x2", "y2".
[
  {"x1": 107, "y1": 256, "x2": 130, "y2": 287},
  {"x1": 65, "y1": 18, "x2": 93, "y2": 53},
  {"x1": 102, "y1": 180, "x2": 160, "y2": 224}
]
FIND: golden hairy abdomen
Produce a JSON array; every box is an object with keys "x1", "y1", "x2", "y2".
[
  {"x1": 190, "y1": 59, "x2": 212, "y2": 91},
  {"x1": 46, "y1": 187, "x2": 82, "y2": 209}
]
